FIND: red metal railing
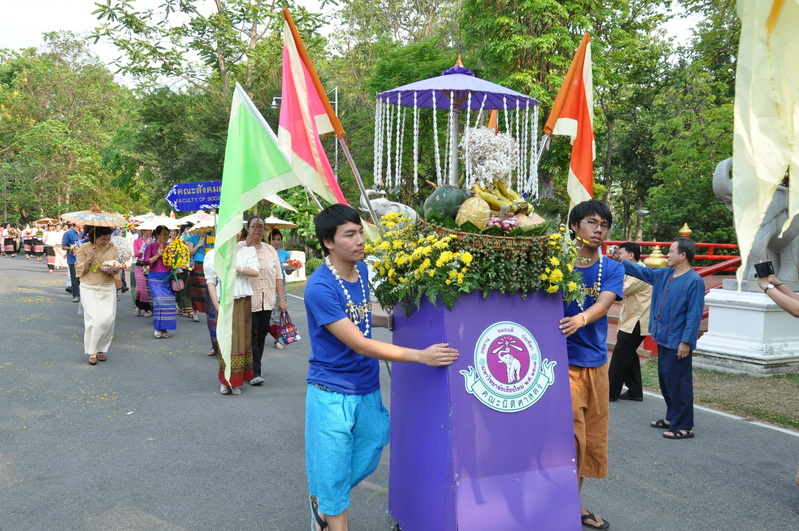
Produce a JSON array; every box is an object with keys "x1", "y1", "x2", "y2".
[{"x1": 603, "y1": 240, "x2": 739, "y2": 271}]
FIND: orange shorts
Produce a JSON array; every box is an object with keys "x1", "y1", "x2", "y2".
[{"x1": 569, "y1": 363, "x2": 610, "y2": 479}]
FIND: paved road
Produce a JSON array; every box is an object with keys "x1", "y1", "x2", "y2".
[{"x1": 1, "y1": 257, "x2": 798, "y2": 530}]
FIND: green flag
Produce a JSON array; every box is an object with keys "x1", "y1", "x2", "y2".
[{"x1": 216, "y1": 83, "x2": 295, "y2": 385}]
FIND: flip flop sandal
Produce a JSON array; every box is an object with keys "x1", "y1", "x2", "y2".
[
  {"x1": 650, "y1": 419, "x2": 670, "y2": 429},
  {"x1": 97, "y1": 353, "x2": 107, "y2": 362},
  {"x1": 309, "y1": 496, "x2": 328, "y2": 531},
  {"x1": 581, "y1": 511, "x2": 609, "y2": 530},
  {"x1": 87, "y1": 355, "x2": 98, "y2": 365},
  {"x1": 662, "y1": 429, "x2": 694, "y2": 440},
  {"x1": 231, "y1": 387, "x2": 242, "y2": 395},
  {"x1": 274, "y1": 340, "x2": 285, "y2": 350},
  {"x1": 220, "y1": 385, "x2": 230, "y2": 395},
  {"x1": 161, "y1": 332, "x2": 171, "y2": 339},
  {"x1": 154, "y1": 332, "x2": 163, "y2": 339},
  {"x1": 207, "y1": 349, "x2": 217, "y2": 356}
]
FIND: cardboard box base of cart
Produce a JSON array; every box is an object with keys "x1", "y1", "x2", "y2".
[{"x1": 389, "y1": 290, "x2": 581, "y2": 531}]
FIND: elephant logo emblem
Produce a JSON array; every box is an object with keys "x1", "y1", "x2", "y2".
[{"x1": 460, "y1": 321, "x2": 556, "y2": 413}]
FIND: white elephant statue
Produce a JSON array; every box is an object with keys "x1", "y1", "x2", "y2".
[
  {"x1": 713, "y1": 158, "x2": 799, "y2": 282},
  {"x1": 359, "y1": 189, "x2": 418, "y2": 225}
]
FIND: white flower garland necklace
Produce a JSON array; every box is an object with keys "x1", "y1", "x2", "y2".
[{"x1": 325, "y1": 256, "x2": 371, "y2": 337}]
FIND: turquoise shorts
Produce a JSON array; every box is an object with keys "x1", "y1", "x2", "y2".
[{"x1": 305, "y1": 384, "x2": 390, "y2": 516}]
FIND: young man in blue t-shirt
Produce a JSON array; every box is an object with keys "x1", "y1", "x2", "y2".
[
  {"x1": 304, "y1": 204, "x2": 459, "y2": 531},
  {"x1": 558, "y1": 200, "x2": 624, "y2": 530}
]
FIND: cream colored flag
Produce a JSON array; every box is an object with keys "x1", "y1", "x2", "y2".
[{"x1": 733, "y1": 0, "x2": 799, "y2": 284}]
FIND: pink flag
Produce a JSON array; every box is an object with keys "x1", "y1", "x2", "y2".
[{"x1": 278, "y1": 10, "x2": 349, "y2": 205}]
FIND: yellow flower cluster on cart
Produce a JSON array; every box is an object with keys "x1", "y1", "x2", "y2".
[
  {"x1": 366, "y1": 212, "x2": 584, "y2": 315},
  {"x1": 366, "y1": 213, "x2": 476, "y2": 312}
]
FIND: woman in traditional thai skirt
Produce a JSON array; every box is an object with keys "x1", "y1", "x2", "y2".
[
  {"x1": 132, "y1": 229, "x2": 152, "y2": 317},
  {"x1": 204, "y1": 233, "x2": 259, "y2": 395},
  {"x1": 143, "y1": 226, "x2": 176, "y2": 338},
  {"x1": 43, "y1": 224, "x2": 61, "y2": 273},
  {"x1": 54, "y1": 223, "x2": 68, "y2": 270},
  {"x1": 21, "y1": 225, "x2": 33, "y2": 259},
  {"x1": 74, "y1": 226, "x2": 121, "y2": 365},
  {"x1": 4, "y1": 224, "x2": 19, "y2": 257},
  {"x1": 32, "y1": 226, "x2": 45, "y2": 261},
  {"x1": 268, "y1": 229, "x2": 293, "y2": 349},
  {"x1": 183, "y1": 225, "x2": 207, "y2": 324},
  {"x1": 171, "y1": 227, "x2": 193, "y2": 319}
]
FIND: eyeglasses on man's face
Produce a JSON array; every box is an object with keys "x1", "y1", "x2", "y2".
[{"x1": 579, "y1": 219, "x2": 610, "y2": 231}]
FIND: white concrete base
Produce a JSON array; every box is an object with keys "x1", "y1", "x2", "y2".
[{"x1": 694, "y1": 289, "x2": 799, "y2": 375}]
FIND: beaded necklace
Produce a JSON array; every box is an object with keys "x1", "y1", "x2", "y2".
[
  {"x1": 325, "y1": 256, "x2": 371, "y2": 337},
  {"x1": 577, "y1": 254, "x2": 603, "y2": 311}
]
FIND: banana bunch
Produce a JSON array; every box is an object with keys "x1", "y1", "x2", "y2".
[{"x1": 471, "y1": 182, "x2": 532, "y2": 215}]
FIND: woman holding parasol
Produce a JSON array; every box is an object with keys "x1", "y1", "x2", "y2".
[{"x1": 74, "y1": 225, "x2": 123, "y2": 365}]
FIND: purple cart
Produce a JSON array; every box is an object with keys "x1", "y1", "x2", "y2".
[{"x1": 389, "y1": 290, "x2": 581, "y2": 530}]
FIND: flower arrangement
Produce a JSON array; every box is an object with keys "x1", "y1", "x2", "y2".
[
  {"x1": 366, "y1": 212, "x2": 477, "y2": 313},
  {"x1": 285, "y1": 258, "x2": 303, "y2": 270},
  {"x1": 99, "y1": 260, "x2": 128, "y2": 274},
  {"x1": 7, "y1": 227, "x2": 19, "y2": 238},
  {"x1": 162, "y1": 238, "x2": 191, "y2": 271},
  {"x1": 460, "y1": 126, "x2": 518, "y2": 190},
  {"x1": 367, "y1": 213, "x2": 584, "y2": 315},
  {"x1": 34, "y1": 229, "x2": 44, "y2": 238}
]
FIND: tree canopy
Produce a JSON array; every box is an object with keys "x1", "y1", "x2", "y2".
[{"x1": 0, "y1": 0, "x2": 739, "y2": 246}]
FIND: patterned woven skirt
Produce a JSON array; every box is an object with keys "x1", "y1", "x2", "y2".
[
  {"x1": 44, "y1": 246, "x2": 56, "y2": 270},
  {"x1": 22, "y1": 239, "x2": 32, "y2": 253},
  {"x1": 175, "y1": 269, "x2": 192, "y2": 314},
  {"x1": 4, "y1": 238, "x2": 16, "y2": 253},
  {"x1": 32, "y1": 238, "x2": 44, "y2": 256},
  {"x1": 204, "y1": 281, "x2": 219, "y2": 355},
  {"x1": 218, "y1": 296, "x2": 253, "y2": 387},
  {"x1": 189, "y1": 262, "x2": 207, "y2": 314},
  {"x1": 147, "y1": 271, "x2": 176, "y2": 331},
  {"x1": 134, "y1": 264, "x2": 151, "y2": 310}
]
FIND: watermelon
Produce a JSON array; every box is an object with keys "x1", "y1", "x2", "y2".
[{"x1": 423, "y1": 185, "x2": 467, "y2": 221}]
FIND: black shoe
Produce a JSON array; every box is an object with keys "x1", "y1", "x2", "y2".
[
  {"x1": 120, "y1": 287, "x2": 129, "y2": 293},
  {"x1": 66, "y1": 287, "x2": 72, "y2": 293},
  {"x1": 73, "y1": 297, "x2": 80, "y2": 303},
  {"x1": 619, "y1": 391, "x2": 643, "y2": 402},
  {"x1": 609, "y1": 396, "x2": 619, "y2": 402}
]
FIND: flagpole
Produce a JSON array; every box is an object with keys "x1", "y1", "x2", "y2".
[{"x1": 337, "y1": 137, "x2": 381, "y2": 230}]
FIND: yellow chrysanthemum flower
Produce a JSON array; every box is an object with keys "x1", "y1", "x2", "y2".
[{"x1": 546, "y1": 285, "x2": 559, "y2": 294}]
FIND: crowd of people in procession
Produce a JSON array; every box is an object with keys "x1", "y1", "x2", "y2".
[
  {"x1": 5, "y1": 202, "x2": 711, "y2": 531},
  {"x1": 8, "y1": 215, "x2": 298, "y2": 393}
]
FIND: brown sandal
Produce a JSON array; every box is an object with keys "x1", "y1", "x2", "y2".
[
  {"x1": 97, "y1": 353, "x2": 107, "y2": 362},
  {"x1": 88, "y1": 354, "x2": 97, "y2": 365}
]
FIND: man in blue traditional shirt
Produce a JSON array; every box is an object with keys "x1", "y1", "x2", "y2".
[
  {"x1": 623, "y1": 237, "x2": 705, "y2": 440},
  {"x1": 304, "y1": 204, "x2": 458, "y2": 531},
  {"x1": 559, "y1": 200, "x2": 625, "y2": 530}
]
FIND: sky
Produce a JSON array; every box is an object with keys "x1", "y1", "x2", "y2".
[{"x1": 1, "y1": 0, "x2": 699, "y2": 70}]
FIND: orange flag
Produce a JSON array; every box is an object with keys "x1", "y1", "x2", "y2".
[
  {"x1": 278, "y1": 8, "x2": 349, "y2": 206},
  {"x1": 544, "y1": 33, "x2": 595, "y2": 208}
]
